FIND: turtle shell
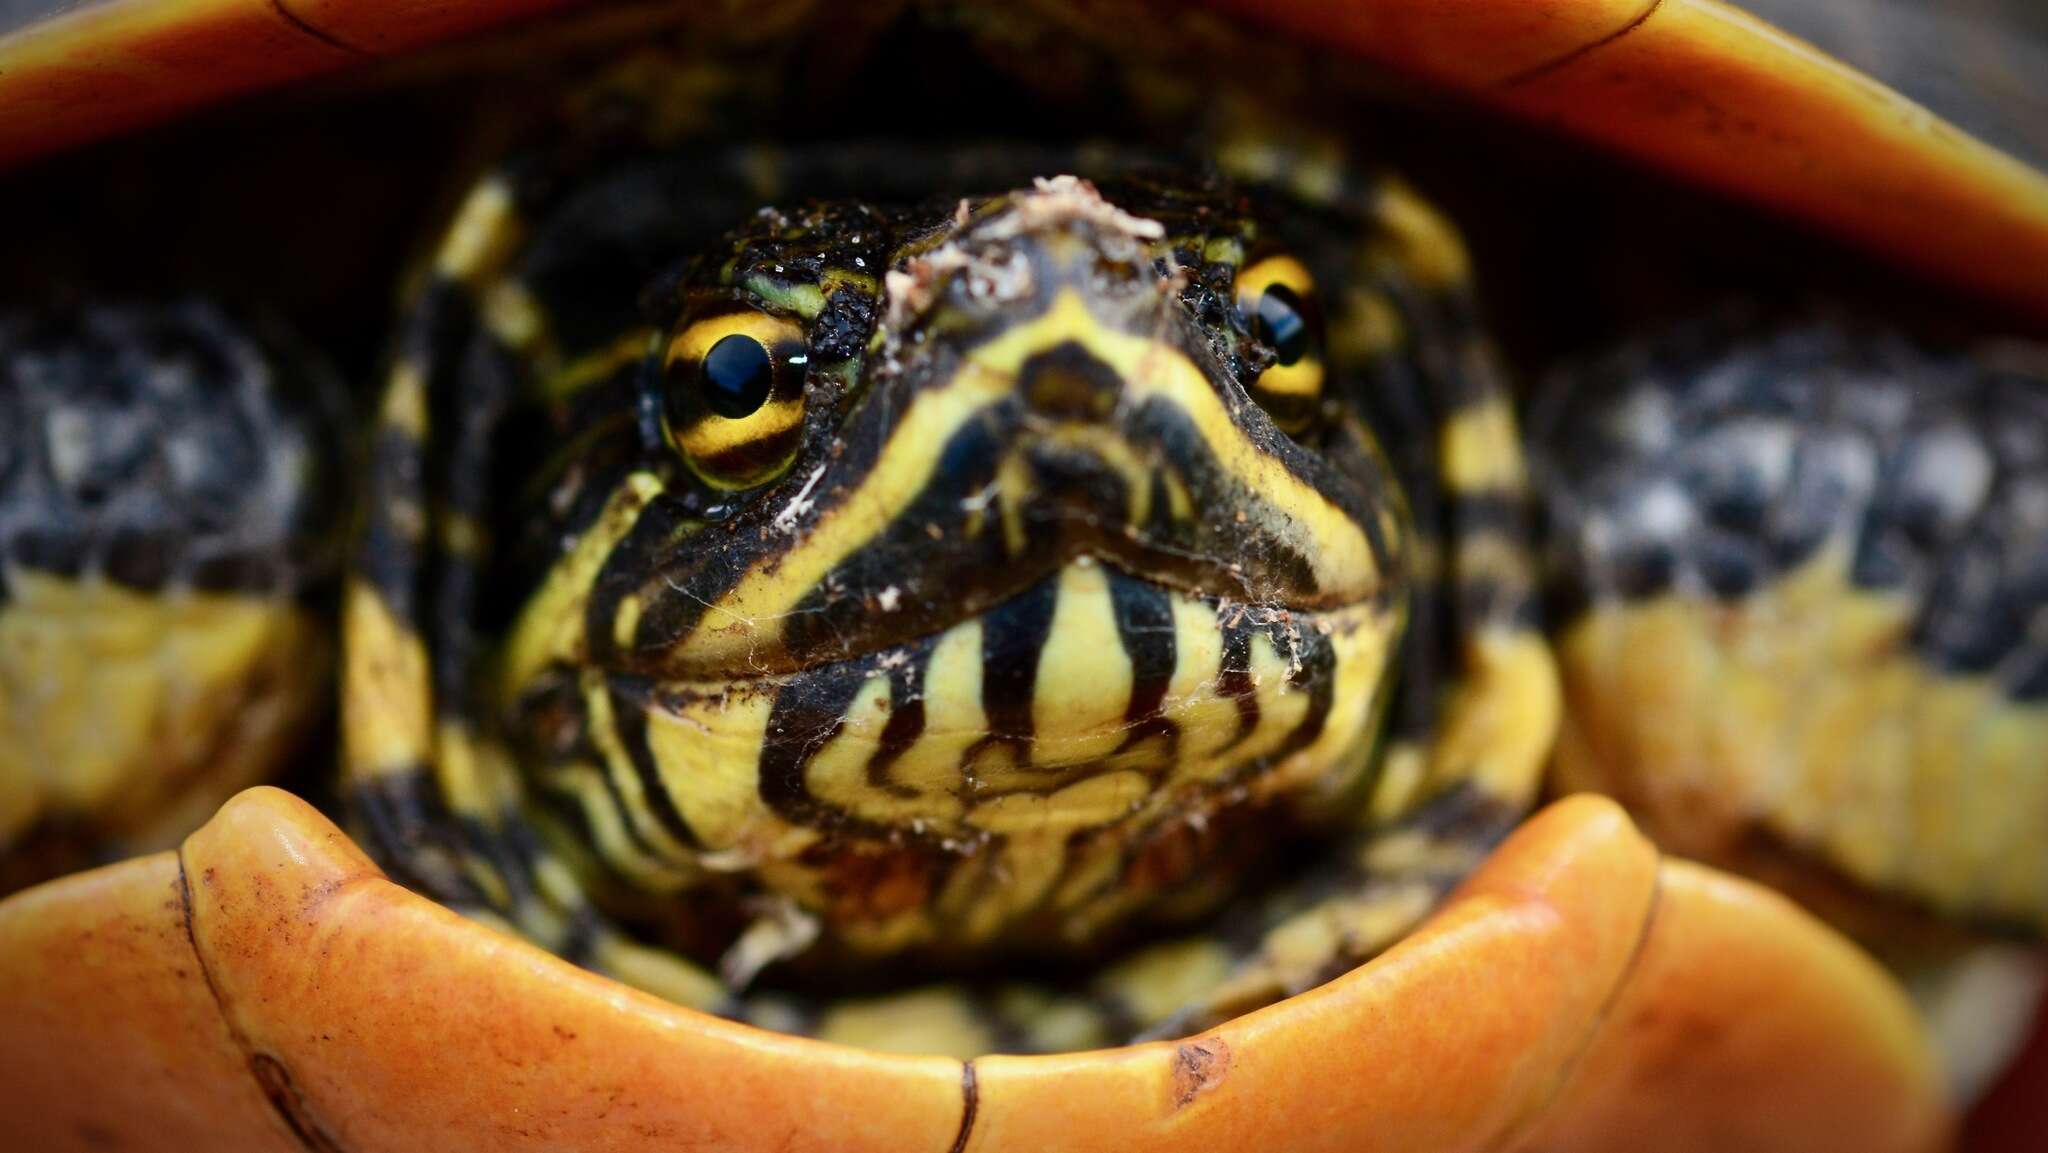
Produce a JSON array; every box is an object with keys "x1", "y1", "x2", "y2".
[
  {"x1": 1, "y1": 0, "x2": 2046, "y2": 321},
  {"x1": 0, "y1": 788, "x2": 1945, "y2": 1152}
]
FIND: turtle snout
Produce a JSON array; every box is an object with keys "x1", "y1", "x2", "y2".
[{"x1": 1017, "y1": 340, "x2": 1125, "y2": 421}]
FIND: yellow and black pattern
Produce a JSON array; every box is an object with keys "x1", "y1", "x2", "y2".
[
  {"x1": 341, "y1": 136, "x2": 1555, "y2": 1054},
  {"x1": 0, "y1": 301, "x2": 343, "y2": 893},
  {"x1": 1536, "y1": 314, "x2": 2048, "y2": 936}
]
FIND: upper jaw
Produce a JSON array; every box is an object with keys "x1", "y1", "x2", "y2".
[{"x1": 606, "y1": 370, "x2": 1400, "y2": 680}]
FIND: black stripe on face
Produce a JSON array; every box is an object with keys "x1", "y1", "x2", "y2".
[
  {"x1": 584, "y1": 495, "x2": 697, "y2": 665},
  {"x1": 865, "y1": 644, "x2": 932, "y2": 798},
  {"x1": 1107, "y1": 568, "x2": 1178, "y2": 752},
  {"x1": 757, "y1": 659, "x2": 870, "y2": 830},
  {"x1": 1123, "y1": 395, "x2": 1365, "y2": 603},
  {"x1": 972, "y1": 574, "x2": 1062, "y2": 764},
  {"x1": 607, "y1": 676, "x2": 701, "y2": 852},
  {"x1": 1275, "y1": 626, "x2": 1338, "y2": 763},
  {"x1": 1215, "y1": 611, "x2": 1261, "y2": 751},
  {"x1": 778, "y1": 413, "x2": 1019, "y2": 667}
]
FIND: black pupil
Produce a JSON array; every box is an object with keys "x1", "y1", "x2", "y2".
[
  {"x1": 1253, "y1": 283, "x2": 1311, "y2": 367},
  {"x1": 700, "y1": 334, "x2": 777, "y2": 418}
]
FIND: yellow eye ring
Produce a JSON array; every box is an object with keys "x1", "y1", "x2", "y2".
[
  {"x1": 661, "y1": 309, "x2": 808, "y2": 489},
  {"x1": 1236, "y1": 254, "x2": 1324, "y2": 434}
]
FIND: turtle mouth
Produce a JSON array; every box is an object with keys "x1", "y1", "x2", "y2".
[{"x1": 606, "y1": 558, "x2": 1404, "y2": 860}]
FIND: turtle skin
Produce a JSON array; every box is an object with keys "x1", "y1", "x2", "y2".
[{"x1": 0, "y1": 300, "x2": 344, "y2": 895}]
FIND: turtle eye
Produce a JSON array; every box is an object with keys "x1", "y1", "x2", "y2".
[
  {"x1": 662, "y1": 309, "x2": 808, "y2": 489},
  {"x1": 1237, "y1": 254, "x2": 1324, "y2": 435},
  {"x1": 1253, "y1": 283, "x2": 1311, "y2": 366}
]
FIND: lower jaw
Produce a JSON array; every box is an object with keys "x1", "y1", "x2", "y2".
[{"x1": 549, "y1": 559, "x2": 1404, "y2": 961}]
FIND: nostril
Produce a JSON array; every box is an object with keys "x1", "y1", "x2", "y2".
[{"x1": 1018, "y1": 341, "x2": 1124, "y2": 420}]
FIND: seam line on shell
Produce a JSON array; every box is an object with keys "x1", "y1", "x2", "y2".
[
  {"x1": 176, "y1": 855, "x2": 349, "y2": 1153},
  {"x1": 270, "y1": 0, "x2": 370, "y2": 57},
  {"x1": 1494, "y1": 858, "x2": 1667, "y2": 1147},
  {"x1": 947, "y1": 1059, "x2": 980, "y2": 1153},
  {"x1": 1498, "y1": 0, "x2": 1665, "y2": 89}
]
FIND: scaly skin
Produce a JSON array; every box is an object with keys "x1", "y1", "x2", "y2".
[{"x1": 341, "y1": 142, "x2": 1557, "y2": 1053}]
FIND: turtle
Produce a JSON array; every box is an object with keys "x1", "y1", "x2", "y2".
[{"x1": 0, "y1": 2, "x2": 2043, "y2": 1152}]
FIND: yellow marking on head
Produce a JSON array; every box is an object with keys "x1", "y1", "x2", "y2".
[
  {"x1": 666, "y1": 352, "x2": 1013, "y2": 668},
  {"x1": 1028, "y1": 561, "x2": 1135, "y2": 765},
  {"x1": 968, "y1": 291, "x2": 1364, "y2": 566},
  {"x1": 433, "y1": 179, "x2": 523, "y2": 288},
  {"x1": 1372, "y1": 178, "x2": 1470, "y2": 289},
  {"x1": 612, "y1": 594, "x2": 645, "y2": 652},
  {"x1": 481, "y1": 279, "x2": 548, "y2": 356},
  {"x1": 580, "y1": 675, "x2": 699, "y2": 863},
  {"x1": 1331, "y1": 288, "x2": 1405, "y2": 362},
  {"x1": 382, "y1": 361, "x2": 430, "y2": 441},
  {"x1": 911, "y1": 619, "x2": 991, "y2": 779},
  {"x1": 743, "y1": 275, "x2": 827, "y2": 318},
  {"x1": 803, "y1": 675, "x2": 966, "y2": 828},
  {"x1": 966, "y1": 772, "x2": 1152, "y2": 836},
  {"x1": 1037, "y1": 425, "x2": 1163, "y2": 526},
  {"x1": 639, "y1": 684, "x2": 781, "y2": 855},
  {"x1": 994, "y1": 450, "x2": 1035, "y2": 557},
  {"x1": 541, "y1": 329, "x2": 659, "y2": 402},
  {"x1": 497, "y1": 472, "x2": 664, "y2": 706},
  {"x1": 436, "y1": 511, "x2": 487, "y2": 559},
  {"x1": 1021, "y1": 289, "x2": 1375, "y2": 597},
  {"x1": 342, "y1": 580, "x2": 433, "y2": 780},
  {"x1": 1440, "y1": 400, "x2": 1528, "y2": 494},
  {"x1": 605, "y1": 568, "x2": 1407, "y2": 956}
]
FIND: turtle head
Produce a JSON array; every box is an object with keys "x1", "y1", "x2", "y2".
[{"x1": 501, "y1": 172, "x2": 1409, "y2": 957}]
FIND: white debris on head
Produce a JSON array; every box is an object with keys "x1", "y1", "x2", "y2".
[
  {"x1": 880, "y1": 176, "x2": 1167, "y2": 333},
  {"x1": 982, "y1": 175, "x2": 1166, "y2": 242}
]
